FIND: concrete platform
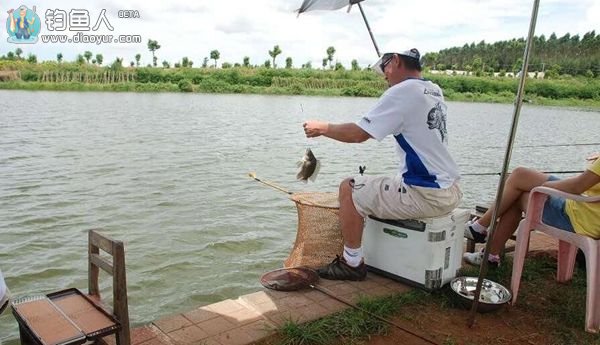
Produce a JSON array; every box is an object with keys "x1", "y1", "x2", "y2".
[{"x1": 105, "y1": 231, "x2": 558, "y2": 345}]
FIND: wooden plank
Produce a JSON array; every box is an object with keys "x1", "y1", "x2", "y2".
[
  {"x1": 89, "y1": 230, "x2": 116, "y2": 255},
  {"x1": 90, "y1": 254, "x2": 114, "y2": 276}
]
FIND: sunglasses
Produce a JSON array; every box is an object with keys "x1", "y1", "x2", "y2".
[{"x1": 380, "y1": 54, "x2": 396, "y2": 72}]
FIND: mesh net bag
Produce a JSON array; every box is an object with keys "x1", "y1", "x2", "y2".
[{"x1": 284, "y1": 192, "x2": 343, "y2": 269}]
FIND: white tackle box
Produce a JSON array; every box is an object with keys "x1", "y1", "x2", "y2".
[{"x1": 362, "y1": 209, "x2": 470, "y2": 290}]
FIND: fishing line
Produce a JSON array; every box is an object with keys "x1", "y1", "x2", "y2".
[
  {"x1": 480, "y1": 142, "x2": 599, "y2": 149},
  {"x1": 462, "y1": 170, "x2": 583, "y2": 176}
]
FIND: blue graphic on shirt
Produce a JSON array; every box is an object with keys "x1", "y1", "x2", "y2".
[{"x1": 394, "y1": 134, "x2": 440, "y2": 188}]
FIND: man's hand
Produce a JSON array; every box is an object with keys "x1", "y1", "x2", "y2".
[{"x1": 303, "y1": 120, "x2": 329, "y2": 138}]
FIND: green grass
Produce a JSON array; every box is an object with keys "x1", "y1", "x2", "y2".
[{"x1": 261, "y1": 254, "x2": 600, "y2": 345}]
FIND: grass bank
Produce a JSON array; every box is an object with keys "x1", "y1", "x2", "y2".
[
  {"x1": 257, "y1": 253, "x2": 599, "y2": 345},
  {"x1": 1, "y1": 80, "x2": 599, "y2": 109},
  {"x1": 1, "y1": 60, "x2": 599, "y2": 108}
]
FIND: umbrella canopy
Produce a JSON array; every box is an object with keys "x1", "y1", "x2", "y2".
[
  {"x1": 297, "y1": 0, "x2": 364, "y2": 13},
  {"x1": 296, "y1": 0, "x2": 379, "y2": 56}
]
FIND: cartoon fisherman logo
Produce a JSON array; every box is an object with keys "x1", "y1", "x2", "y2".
[{"x1": 6, "y1": 5, "x2": 41, "y2": 44}]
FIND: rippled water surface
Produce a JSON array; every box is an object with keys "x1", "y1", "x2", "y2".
[{"x1": 0, "y1": 90, "x2": 598, "y2": 341}]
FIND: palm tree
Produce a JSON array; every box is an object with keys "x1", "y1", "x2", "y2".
[
  {"x1": 83, "y1": 51, "x2": 93, "y2": 63},
  {"x1": 326, "y1": 46, "x2": 336, "y2": 69},
  {"x1": 268, "y1": 45, "x2": 282, "y2": 68},
  {"x1": 210, "y1": 50, "x2": 220, "y2": 68},
  {"x1": 147, "y1": 39, "x2": 161, "y2": 67},
  {"x1": 135, "y1": 53, "x2": 141, "y2": 67}
]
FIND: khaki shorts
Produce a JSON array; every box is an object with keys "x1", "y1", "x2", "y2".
[{"x1": 350, "y1": 175, "x2": 462, "y2": 219}]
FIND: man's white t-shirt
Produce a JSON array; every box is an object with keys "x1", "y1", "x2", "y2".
[{"x1": 356, "y1": 78, "x2": 460, "y2": 189}]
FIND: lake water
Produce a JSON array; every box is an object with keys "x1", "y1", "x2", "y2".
[{"x1": 0, "y1": 90, "x2": 598, "y2": 342}]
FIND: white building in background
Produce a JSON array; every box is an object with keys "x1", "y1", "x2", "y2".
[{"x1": 428, "y1": 70, "x2": 545, "y2": 79}]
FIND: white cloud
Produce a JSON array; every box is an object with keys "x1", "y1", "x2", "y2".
[{"x1": 0, "y1": 0, "x2": 597, "y2": 68}]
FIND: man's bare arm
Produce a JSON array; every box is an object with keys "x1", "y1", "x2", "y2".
[{"x1": 303, "y1": 121, "x2": 371, "y2": 143}]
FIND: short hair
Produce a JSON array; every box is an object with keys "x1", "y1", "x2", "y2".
[{"x1": 399, "y1": 55, "x2": 422, "y2": 72}]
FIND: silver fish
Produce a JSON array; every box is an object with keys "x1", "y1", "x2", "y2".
[{"x1": 296, "y1": 148, "x2": 320, "y2": 182}]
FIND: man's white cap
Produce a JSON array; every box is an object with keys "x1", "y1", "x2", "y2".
[{"x1": 372, "y1": 48, "x2": 421, "y2": 75}]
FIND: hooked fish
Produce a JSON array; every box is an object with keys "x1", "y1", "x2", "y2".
[{"x1": 296, "y1": 148, "x2": 320, "y2": 182}]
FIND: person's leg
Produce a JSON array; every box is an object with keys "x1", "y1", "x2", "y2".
[
  {"x1": 464, "y1": 192, "x2": 529, "y2": 266},
  {"x1": 478, "y1": 167, "x2": 548, "y2": 227},
  {"x1": 317, "y1": 178, "x2": 368, "y2": 281},
  {"x1": 488, "y1": 192, "x2": 530, "y2": 255},
  {"x1": 339, "y1": 178, "x2": 364, "y2": 249}
]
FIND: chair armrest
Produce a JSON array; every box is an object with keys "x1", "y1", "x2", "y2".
[
  {"x1": 531, "y1": 186, "x2": 600, "y2": 203},
  {"x1": 525, "y1": 186, "x2": 600, "y2": 227}
]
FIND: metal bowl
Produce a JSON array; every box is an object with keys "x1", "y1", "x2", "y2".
[{"x1": 450, "y1": 276, "x2": 512, "y2": 313}]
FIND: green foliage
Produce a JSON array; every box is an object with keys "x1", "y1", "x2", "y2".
[
  {"x1": 423, "y1": 31, "x2": 600, "y2": 77},
  {"x1": 83, "y1": 51, "x2": 92, "y2": 63},
  {"x1": 210, "y1": 50, "x2": 220, "y2": 67},
  {"x1": 147, "y1": 39, "x2": 161, "y2": 67},
  {"x1": 268, "y1": 44, "x2": 282, "y2": 68},
  {"x1": 178, "y1": 79, "x2": 193, "y2": 92}
]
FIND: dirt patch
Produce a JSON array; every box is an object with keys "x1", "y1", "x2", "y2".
[{"x1": 367, "y1": 302, "x2": 554, "y2": 345}]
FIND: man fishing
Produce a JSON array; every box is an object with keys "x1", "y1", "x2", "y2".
[{"x1": 303, "y1": 49, "x2": 462, "y2": 280}]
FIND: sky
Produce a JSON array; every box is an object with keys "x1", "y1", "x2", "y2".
[{"x1": 0, "y1": 0, "x2": 598, "y2": 68}]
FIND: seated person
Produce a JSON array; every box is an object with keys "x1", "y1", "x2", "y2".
[
  {"x1": 464, "y1": 154, "x2": 600, "y2": 267},
  {"x1": 0, "y1": 269, "x2": 9, "y2": 314},
  {"x1": 303, "y1": 49, "x2": 462, "y2": 280}
]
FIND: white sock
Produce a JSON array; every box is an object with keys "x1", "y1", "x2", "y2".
[
  {"x1": 343, "y1": 245, "x2": 363, "y2": 267},
  {"x1": 470, "y1": 221, "x2": 488, "y2": 234}
]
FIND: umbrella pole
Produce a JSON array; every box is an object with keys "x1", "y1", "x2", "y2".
[
  {"x1": 467, "y1": 0, "x2": 541, "y2": 327},
  {"x1": 357, "y1": 2, "x2": 381, "y2": 57}
]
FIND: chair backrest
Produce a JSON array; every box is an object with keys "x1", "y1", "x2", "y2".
[{"x1": 88, "y1": 229, "x2": 131, "y2": 345}]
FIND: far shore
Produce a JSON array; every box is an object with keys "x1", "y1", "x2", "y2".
[{"x1": 1, "y1": 81, "x2": 599, "y2": 109}]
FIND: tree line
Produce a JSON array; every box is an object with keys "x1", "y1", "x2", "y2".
[
  {"x1": 423, "y1": 31, "x2": 600, "y2": 78},
  {"x1": 1, "y1": 32, "x2": 599, "y2": 80}
]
